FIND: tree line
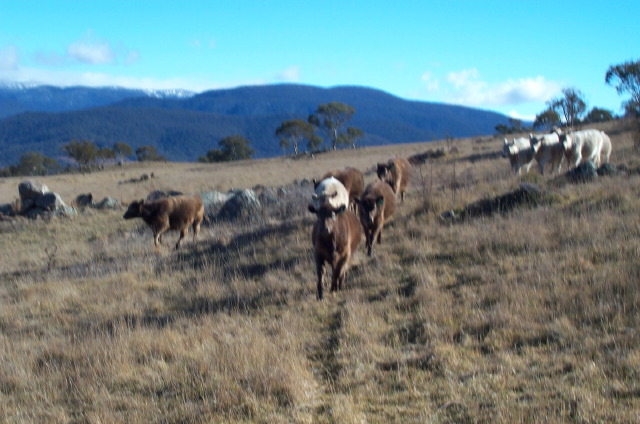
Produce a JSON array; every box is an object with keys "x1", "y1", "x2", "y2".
[
  {"x1": 199, "y1": 101, "x2": 364, "y2": 162},
  {"x1": 496, "y1": 58, "x2": 640, "y2": 135},
  {"x1": 1, "y1": 101, "x2": 365, "y2": 175}
]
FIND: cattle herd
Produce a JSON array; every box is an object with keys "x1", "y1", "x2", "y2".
[
  {"x1": 123, "y1": 157, "x2": 412, "y2": 300},
  {"x1": 502, "y1": 127, "x2": 612, "y2": 176},
  {"x1": 122, "y1": 126, "x2": 613, "y2": 300}
]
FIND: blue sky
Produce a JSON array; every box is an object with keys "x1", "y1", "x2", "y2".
[{"x1": 1, "y1": 0, "x2": 638, "y2": 120}]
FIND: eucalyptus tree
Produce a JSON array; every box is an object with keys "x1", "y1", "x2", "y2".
[{"x1": 308, "y1": 102, "x2": 356, "y2": 150}]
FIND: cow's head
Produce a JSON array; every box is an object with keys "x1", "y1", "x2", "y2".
[
  {"x1": 377, "y1": 161, "x2": 396, "y2": 185},
  {"x1": 356, "y1": 196, "x2": 384, "y2": 227},
  {"x1": 123, "y1": 200, "x2": 144, "y2": 219}
]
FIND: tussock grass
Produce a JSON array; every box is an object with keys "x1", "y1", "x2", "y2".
[{"x1": 1, "y1": 121, "x2": 640, "y2": 422}]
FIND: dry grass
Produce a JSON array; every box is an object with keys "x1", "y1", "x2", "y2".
[{"x1": 1, "y1": 120, "x2": 639, "y2": 423}]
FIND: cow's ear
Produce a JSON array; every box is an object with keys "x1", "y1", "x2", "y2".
[
  {"x1": 376, "y1": 197, "x2": 385, "y2": 207},
  {"x1": 308, "y1": 204, "x2": 318, "y2": 214}
]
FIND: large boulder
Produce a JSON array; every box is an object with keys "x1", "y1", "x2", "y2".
[
  {"x1": 201, "y1": 191, "x2": 232, "y2": 219},
  {"x1": 19, "y1": 180, "x2": 49, "y2": 210},
  {"x1": 217, "y1": 189, "x2": 260, "y2": 221},
  {"x1": 16, "y1": 180, "x2": 76, "y2": 219}
]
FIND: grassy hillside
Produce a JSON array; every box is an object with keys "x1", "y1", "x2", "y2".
[{"x1": 0, "y1": 120, "x2": 638, "y2": 423}]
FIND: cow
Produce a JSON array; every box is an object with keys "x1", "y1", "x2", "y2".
[
  {"x1": 308, "y1": 202, "x2": 362, "y2": 300},
  {"x1": 123, "y1": 194, "x2": 205, "y2": 249},
  {"x1": 529, "y1": 132, "x2": 564, "y2": 175},
  {"x1": 600, "y1": 131, "x2": 612, "y2": 164},
  {"x1": 355, "y1": 180, "x2": 396, "y2": 257},
  {"x1": 377, "y1": 157, "x2": 411, "y2": 202},
  {"x1": 313, "y1": 167, "x2": 365, "y2": 211},
  {"x1": 561, "y1": 129, "x2": 605, "y2": 168},
  {"x1": 502, "y1": 137, "x2": 536, "y2": 175},
  {"x1": 311, "y1": 177, "x2": 350, "y2": 211}
]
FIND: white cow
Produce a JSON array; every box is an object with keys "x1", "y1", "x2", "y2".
[
  {"x1": 529, "y1": 132, "x2": 564, "y2": 175},
  {"x1": 311, "y1": 177, "x2": 350, "y2": 211},
  {"x1": 502, "y1": 137, "x2": 536, "y2": 175},
  {"x1": 599, "y1": 131, "x2": 612, "y2": 164},
  {"x1": 561, "y1": 129, "x2": 605, "y2": 168}
]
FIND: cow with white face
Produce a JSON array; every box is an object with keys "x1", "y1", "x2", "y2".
[
  {"x1": 311, "y1": 177, "x2": 350, "y2": 211},
  {"x1": 502, "y1": 137, "x2": 536, "y2": 175}
]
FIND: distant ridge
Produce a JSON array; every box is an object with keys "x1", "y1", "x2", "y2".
[{"x1": 0, "y1": 83, "x2": 511, "y2": 166}]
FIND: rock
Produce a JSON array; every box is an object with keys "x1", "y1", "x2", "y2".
[
  {"x1": 217, "y1": 189, "x2": 260, "y2": 221},
  {"x1": 567, "y1": 161, "x2": 597, "y2": 183},
  {"x1": 36, "y1": 192, "x2": 65, "y2": 211},
  {"x1": 597, "y1": 163, "x2": 618, "y2": 177},
  {"x1": 146, "y1": 189, "x2": 183, "y2": 201},
  {"x1": 75, "y1": 193, "x2": 94, "y2": 209},
  {"x1": 94, "y1": 197, "x2": 121, "y2": 210},
  {"x1": 0, "y1": 203, "x2": 14, "y2": 216},
  {"x1": 19, "y1": 180, "x2": 49, "y2": 211},
  {"x1": 460, "y1": 183, "x2": 547, "y2": 219}
]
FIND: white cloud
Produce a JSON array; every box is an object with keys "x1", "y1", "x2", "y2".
[
  {"x1": 275, "y1": 66, "x2": 301, "y2": 82},
  {"x1": 421, "y1": 71, "x2": 439, "y2": 91},
  {"x1": 507, "y1": 110, "x2": 536, "y2": 122},
  {"x1": 0, "y1": 45, "x2": 19, "y2": 69},
  {"x1": 444, "y1": 68, "x2": 561, "y2": 107},
  {"x1": 67, "y1": 39, "x2": 116, "y2": 65}
]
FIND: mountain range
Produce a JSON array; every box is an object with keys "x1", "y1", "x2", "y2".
[{"x1": 0, "y1": 83, "x2": 512, "y2": 167}]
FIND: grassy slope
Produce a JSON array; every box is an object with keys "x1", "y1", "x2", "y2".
[{"x1": 0, "y1": 121, "x2": 639, "y2": 423}]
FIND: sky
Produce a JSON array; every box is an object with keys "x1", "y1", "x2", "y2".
[{"x1": 0, "y1": 0, "x2": 638, "y2": 121}]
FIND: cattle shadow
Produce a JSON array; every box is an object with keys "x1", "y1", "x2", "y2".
[{"x1": 162, "y1": 219, "x2": 308, "y2": 281}]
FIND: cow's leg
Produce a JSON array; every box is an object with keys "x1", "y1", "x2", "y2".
[
  {"x1": 366, "y1": 232, "x2": 373, "y2": 257},
  {"x1": 175, "y1": 227, "x2": 188, "y2": 249},
  {"x1": 192, "y1": 219, "x2": 201, "y2": 242},
  {"x1": 316, "y1": 256, "x2": 325, "y2": 300},
  {"x1": 335, "y1": 255, "x2": 349, "y2": 291}
]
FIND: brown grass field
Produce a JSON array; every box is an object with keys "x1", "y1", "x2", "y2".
[{"x1": 0, "y1": 120, "x2": 639, "y2": 423}]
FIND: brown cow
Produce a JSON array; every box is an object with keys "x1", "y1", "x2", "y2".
[
  {"x1": 123, "y1": 195, "x2": 205, "y2": 249},
  {"x1": 308, "y1": 202, "x2": 362, "y2": 300},
  {"x1": 313, "y1": 167, "x2": 365, "y2": 211},
  {"x1": 355, "y1": 180, "x2": 396, "y2": 257},
  {"x1": 376, "y1": 157, "x2": 411, "y2": 202}
]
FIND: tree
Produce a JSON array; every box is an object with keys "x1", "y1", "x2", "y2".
[
  {"x1": 62, "y1": 139, "x2": 98, "y2": 168},
  {"x1": 219, "y1": 135, "x2": 254, "y2": 161},
  {"x1": 199, "y1": 149, "x2": 227, "y2": 163},
  {"x1": 11, "y1": 152, "x2": 61, "y2": 176},
  {"x1": 548, "y1": 88, "x2": 586, "y2": 128},
  {"x1": 200, "y1": 135, "x2": 254, "y2": 162},
  {"x1": 97, "y1": 147, "x2": 115, "y2": 166},
  {"x1": 113, "y1": 142, "x2": 133, "y2": 162},
  {"x1": 308, "y1": 102, "x2": 356, "y2": 150},
  {"x1": 584, "y1": 107, "x2": 614, "y2": 123},
  {"x1": 135, "y1": 145, "x2": 164, "y2": 162},
  {"x1": 339, "y1": 126, "x2": 364, "y2": 149},
  {"x1": 533, "y1": 108, "x2": 561, "y2": 131},
  {"x1": 605, "y1": 59, "x2": 640, "y2": 117},
  {"x1": 275, "y1": 119, "x2": 316, "y2": 156},
  {"x1": 495, "y1": 118, "x2": 529, "y2": 135}
]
